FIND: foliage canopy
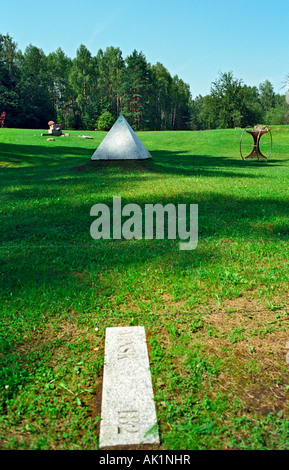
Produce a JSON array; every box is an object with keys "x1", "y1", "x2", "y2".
[{"x1": 0, "y1": 33, "x2": 288, "y2": 130}]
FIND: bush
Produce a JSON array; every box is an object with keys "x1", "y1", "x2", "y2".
[
  {"x1": 97, "y1": 111, "x2": 114, "y2": 131},
  {"x1": 266, "y1": 106, "x2": 289, "y2": 125}
]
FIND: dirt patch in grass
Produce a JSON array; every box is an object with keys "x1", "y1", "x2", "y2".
[
  {"x1": 192, "y1": 296, "x2": 289, "y2": 415},
  {"x1": 15, "y1": 318, "x2": 92, "y2": 357}
]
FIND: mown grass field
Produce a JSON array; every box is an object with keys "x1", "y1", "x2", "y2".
[{"x1": 0, "y1": 125, "x2": 289, "y2": 450}]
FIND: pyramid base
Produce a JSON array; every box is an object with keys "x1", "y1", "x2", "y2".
[
  {"x1": 72, "y1": 158, "x2": 154, "y2": 172},
  {"x1": 90, "y1": 156, "x2": 151, "y2": 161}
]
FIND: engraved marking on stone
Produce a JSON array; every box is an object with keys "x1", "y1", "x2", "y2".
[
  {"x1": 118, "y1": 410, "x2": 140, "y2": 433},
  {"x1": 117, "y1": 331, "x2": 136, "y2": 359}
]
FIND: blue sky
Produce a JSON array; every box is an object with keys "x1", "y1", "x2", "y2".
[{"x1": 1, "y1": 0, "x2": 289, "y2": 98}]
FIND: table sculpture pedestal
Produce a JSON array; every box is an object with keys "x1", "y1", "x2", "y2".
[{"x1": 240, "y1": 125, "x2": 272, "y2": 162}]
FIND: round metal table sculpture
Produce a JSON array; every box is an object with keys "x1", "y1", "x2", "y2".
[{"x1": 240, "y1": 125, "x2": 272, "y2": 162}]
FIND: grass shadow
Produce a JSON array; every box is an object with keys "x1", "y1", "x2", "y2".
[{"x1": 70, "y1": 150, "x2": 269, "y2": 179}]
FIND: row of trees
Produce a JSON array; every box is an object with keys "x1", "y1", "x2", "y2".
[
  {"x1": 190, "y1": 72, "x2": 289, "y2": 130},
  {"x1": 0, "y1": 33, "x2": 288, "y2": 130},
  {"x1": 0, "y1": 33, "x2": 191, "y2": 130}
]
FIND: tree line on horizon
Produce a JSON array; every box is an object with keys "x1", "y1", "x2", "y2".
[{"x1": 0, "y1": 33, "x2": 288, "y2": 131}]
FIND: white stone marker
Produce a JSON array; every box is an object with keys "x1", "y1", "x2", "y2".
[{"x1": 99, "y1": 326, "x2": 159, "y2": 448}]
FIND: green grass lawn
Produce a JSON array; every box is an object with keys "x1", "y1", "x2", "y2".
[{"x1": 1, "y1": 126, "x2": 289, "y2": 450}]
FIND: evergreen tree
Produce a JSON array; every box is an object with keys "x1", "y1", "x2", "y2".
[
  {"x1": 17, "y1": 44, "x2": 55, "y2": 128},
  {"x1": 239, "y1": 85, "x2": 264, "y2": 126},
  {"x1": 120, "y1": 50, "x2": 151, "y2": 130},
  {"x1": 259, "y1": 80, "x2": 275, "y2": 114},
  {"x1": 47, "y1": 48, "x2": 73, "y2": 127},
  {"x1": 150, "y1": 62, "x2": 172, "y2": 130},
  {"x1": 198, "y1": 94, "x2": 216, "y2": 129},
  {"x1": 69, "y1": 44, "x2": 98, "y2": 129},
  {"x1": 209, "y1": 71, "x2": 244, "y2": 128},
  {"x1": 171, "y1": 76, "x2": 191, "y2": 130},
  {"x1": 97, "y1": 47, "x2": 124, "y2": 118},
  {"x1": 190, "y1": 95, "x2": 205, "y2": 130}
]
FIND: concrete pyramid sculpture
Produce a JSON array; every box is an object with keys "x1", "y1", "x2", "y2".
[{"x1": 91, "y1": 114, "x2": 152, "y2": 160}]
